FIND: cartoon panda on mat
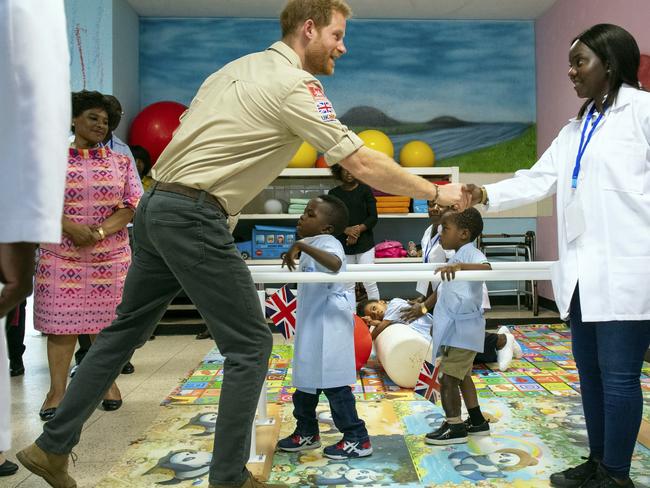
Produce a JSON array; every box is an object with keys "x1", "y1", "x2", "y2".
[
  {"x1": 307, "y1": 463, "x2": 384, "y2": 485},
  {"x1": 448, "y1": 448, "x2": 538, "y2": 482},
  {"x1": 144, "y1": 449, "x2": 212, "y2": 485},
  {"x1": 180, "y1": 412, "x2": 218, "y2": 437}
]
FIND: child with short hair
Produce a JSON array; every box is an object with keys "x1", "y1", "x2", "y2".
[
  {"x1": 358, "y1": 298, "x2": 433, "y2": 341},
  {"x1": 425, "y1": 207, "x2": 491, "y2": 445},
  {"x1": 277, "y1": 195, "x2": 372, "y2": 459}
]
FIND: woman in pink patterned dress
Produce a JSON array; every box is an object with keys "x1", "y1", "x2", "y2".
[{"x1": 34, "y1": 91, "x2": 143, "y2": 421}]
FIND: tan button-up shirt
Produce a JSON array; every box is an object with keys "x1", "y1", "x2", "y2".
[{"x1": 151, "y1": 41, "x2": 363, "y2": 215}]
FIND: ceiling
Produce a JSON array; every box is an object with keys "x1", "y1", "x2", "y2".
[{"x1": 125, "y1": 0, "x2": 559, "y2": 20}]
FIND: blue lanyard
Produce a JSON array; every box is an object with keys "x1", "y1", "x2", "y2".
[
  {"x1": 572, "y1": 104, "x2": 604, "y2": 189},
  {"x1": 423, "y1": 233, "x2": 440, "y2": 263}
]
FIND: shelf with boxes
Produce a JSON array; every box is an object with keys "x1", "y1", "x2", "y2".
[
  {"x1": 233, "y1": 166, "x2": 458, "y2": 261},
  {"x1": 238, "y1": 166, "x2": 459, "y2": 219}
]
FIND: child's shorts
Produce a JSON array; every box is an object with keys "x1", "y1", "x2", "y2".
[{"x1": 440, "y1": 346, "x2": 477, "y2": 380}]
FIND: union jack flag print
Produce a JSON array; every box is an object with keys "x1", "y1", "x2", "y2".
[
  {"x1": 414, "y1": 359, "x2": 441, "y2": 403},
  {"x1": 265, "y1": 285, "x2": 297, "y2": 340},
  {"x1": 316, "y1": 100, "x2": 337, "y2": 122}
]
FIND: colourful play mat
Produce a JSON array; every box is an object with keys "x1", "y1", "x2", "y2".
[
  {"x1": 98, "y1": 324, "x2": 650, "y2": 487},
  {"x1": 163, "y1": 324, "x2": 650, "y2": 405}
]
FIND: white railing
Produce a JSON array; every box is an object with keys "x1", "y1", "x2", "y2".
[{"x1": 248, "y1": 261, "x2": 554, "y2": 284}]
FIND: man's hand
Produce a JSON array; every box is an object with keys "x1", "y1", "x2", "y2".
[
  {"x1": 436, "y1": 183, "x2": 472, "y2": 210},
  {"x1": 435, "y1": 263, "x2": 462, "y2": 281},
  {"x1": 463, "y1": 183, "x2": 484, "y2": 206},
  {"x1": 0, "y1": 243, "x2": 37, "y2": 317},
  {"x1": 281, "y1": 242, "x2": 302, "y2": 271}
]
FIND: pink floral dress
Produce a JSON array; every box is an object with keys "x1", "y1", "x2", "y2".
[{"x1": 34, "y1": 147, "x2": 143, "y2": 335}]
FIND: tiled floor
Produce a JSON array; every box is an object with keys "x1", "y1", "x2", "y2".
[{"x1": 4, "y1": 333, "x2": 214, "y2": 487}]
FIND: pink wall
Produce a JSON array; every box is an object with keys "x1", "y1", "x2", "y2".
[{"x1": 534, "y1": 0, "x2": 650, "y2": 300}]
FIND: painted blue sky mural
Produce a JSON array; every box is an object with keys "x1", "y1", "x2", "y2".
[{"x1": 140, "y1": 18, "x2": 535, "y2": 124}]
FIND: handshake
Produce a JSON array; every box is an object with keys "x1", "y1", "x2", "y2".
[{"x1": 435, "y1": 182, "x2": 485, "y2": 210}]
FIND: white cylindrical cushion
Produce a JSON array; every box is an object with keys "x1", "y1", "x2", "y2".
[{"x1": 375, "y1": 324, "x2": 432, "y2": 388}]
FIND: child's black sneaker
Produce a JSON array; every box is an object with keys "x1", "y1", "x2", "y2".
[
  {"x1": 323, "y1": 438, "x2": 373, "y2": 459},
  {"x1": 463, "y1": 418, "x2": 490, "y2": 436},
  {"x1": 425, "y1": 421, "x2": 468, "y2": 445},
  {"x1": 550, "y1": 456, "x2": 599, "y2": 487},
  {"x1": 277, "y1": 432, "x2": 321, "y2": 452}
]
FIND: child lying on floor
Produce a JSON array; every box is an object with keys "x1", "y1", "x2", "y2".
[{"x1": 357, "y1": 299, "x2": 522, "y2": 370}]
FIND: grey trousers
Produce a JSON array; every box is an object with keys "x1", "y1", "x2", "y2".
[{"x1": 37, "y1": 188, "x2": 273, "y2": 485}]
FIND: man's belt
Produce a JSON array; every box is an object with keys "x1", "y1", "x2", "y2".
[{"x1": 152, "y1": 181, "x2": 225, "y2": 212}]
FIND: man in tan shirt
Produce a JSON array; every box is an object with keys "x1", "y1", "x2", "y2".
[{"x1": 18, "y1": 1, "x2": 468, "y2": 487}]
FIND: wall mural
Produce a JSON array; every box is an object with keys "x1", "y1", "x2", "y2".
[{"x1": 141, "y1": 19, "x2": 537, "y2": 172}]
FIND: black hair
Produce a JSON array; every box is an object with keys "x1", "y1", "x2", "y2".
[
  {"x1": 573, "y1": 24, "x2": 641, "y2": 118},
  {"x1": 316, "y1": 194, "x2": 349, "y2": 235},
  {"x1": 356, "y1": 299, "x2": 378, "y2": 318},
  {"x1": 71, "y1": 90, "x2": 110, "y2": 119},
  {"x1": 129, "y1": 145, "x2": 152, "y2": 177},
  {"x1": 446, "y1": 207, "x2": 484, "y2": 242},
  {"x1": 104, "y1": 94, "x2": 123, "y2": 131},
  {"x1": 330, "y1": 163, "x2": 344, "y2": 181}
]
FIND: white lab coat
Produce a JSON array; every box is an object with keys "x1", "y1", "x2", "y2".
[
  {"x1": 292, "y1": 235, "x2": 356, "y2": 391},
  {"x1": 0, "y1": 309, "x2": 8, "y2": 451},
  {"x1": 0, "y1": 0, "x2": 69, "y2": 450},
  {"x1": 415, "y1": 225, "x2": 446, "y2": 296},
  {"x1": 0, "y1": 0, "x2": 69, "y2": 244},
  {"x1": 485, "y1": 85, "x2": 650, "y2": 321}
]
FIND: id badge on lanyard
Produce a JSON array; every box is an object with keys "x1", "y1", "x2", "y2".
[
  {"x1": 424, "y1": 233, "x2": 440, "y2": 263},
  {"x1": 566, "y1": 105, "x2": 604, "y2": 243}
]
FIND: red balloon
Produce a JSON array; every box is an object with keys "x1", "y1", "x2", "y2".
[
  {"x1": 353, "y1": 314, "x2": 372, "y2": 370},
  {"x1": 315, "y1": 155, "x2": 329, "y2": 168},
  {"x1": 128, "y1": 101, "x2": 187, "y2": 165}
]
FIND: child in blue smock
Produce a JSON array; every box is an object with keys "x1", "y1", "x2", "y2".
[
  {"x1": 277, "y1": 195, "x2": 372, "y2": 460},
  {"x1": 425, "y1": 208, "x2": 492, "y2": 446}
]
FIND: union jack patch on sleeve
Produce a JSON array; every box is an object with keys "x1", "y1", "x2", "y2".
[{"x1": 307, "y1": 83, "x2": 337, "y2": 123}]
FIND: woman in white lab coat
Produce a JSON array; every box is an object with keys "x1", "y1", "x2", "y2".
[
  {"x1": 0, "y1": 0, "x2": 69, "y2": 478},
  {"x1": 468, "y1": 24, "x2": 650, "y2": 488}
]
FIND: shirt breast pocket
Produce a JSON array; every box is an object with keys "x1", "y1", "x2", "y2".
[{"x1": 600, "y1": 142, "x2": 648, "y2": 194}]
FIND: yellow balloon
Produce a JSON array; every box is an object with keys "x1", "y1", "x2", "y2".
[
  {"x1": 288, "y1": 141, "x2": 317, "y2": 168},
  {"x1": 358, "y1": 129, "x2": 394, "y2": 158},
  {"x1": 399, "y1": 140, "x2": 435, "y2": 167}
]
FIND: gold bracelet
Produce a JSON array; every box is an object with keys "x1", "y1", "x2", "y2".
[
  {"x1": 97, "y1": 227, "x2": 106, "y2": 240},
  {"x1": 432, "y1": 184, "x2": 440, "y2": 204},
  {"x1": 420, "y1": 304, "x2": 428, "y2": 315},
  {"x1": 480, "y1": 186, "x2": 488, "y2": 205}
]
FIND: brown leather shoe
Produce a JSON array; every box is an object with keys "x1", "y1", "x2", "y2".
[
  {"x1": 209, "y1": 470, "x2": 287, "y2": 488},
  {"x1": 16, "y1": 443, "x2": 77, "y2": 488}
]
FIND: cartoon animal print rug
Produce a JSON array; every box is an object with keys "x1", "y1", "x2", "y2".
[{"x1": 98, "y1": 396, "x2": 650, "y2": 487}]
